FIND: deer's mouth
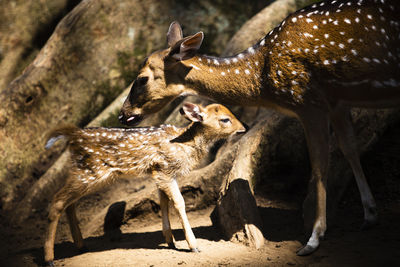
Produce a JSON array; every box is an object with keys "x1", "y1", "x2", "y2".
[{"x1": 118, "y1": 113, "x2": 143, "y2": 126}]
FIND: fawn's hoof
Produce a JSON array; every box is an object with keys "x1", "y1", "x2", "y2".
[
  {"x1": 45, "y1": 260, "x2": 55, "y2": 267},
  {"x1": 167, "y1": 242, "x2": 176, "y2": 249},
  {"x1": 296, "y1": 244, "x2": 318, "y2": 256},
  {"x1": 78, "y1": 245, "x2": 89, "y2": 254},
  {"x1": 191, "y1": 247, "x2": 200, "y2": 253}
]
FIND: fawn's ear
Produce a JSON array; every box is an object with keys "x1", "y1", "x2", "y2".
[
  {"x1": 169, "y1": 32, "x2": 204, "y2": 61},
  {"x1": 180, "y1": 102, "x2": 204, "y2": 122},
  {"x1": 167, "y1": 21, "x2": 183, "y2": 47}
]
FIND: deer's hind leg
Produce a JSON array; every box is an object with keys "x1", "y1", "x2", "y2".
[
  {"x1": 330, "y1": 104, "x2": 378, "y2": 229},
  {"x1": 44, "y1": 180, "x2": 85, "y2": 265},
  {"x1": 65, "y1": 203, "x2": 86, "y2": 251},
  {"x1": 159, "y1": 189, "x2": 176, "y2": 248}
]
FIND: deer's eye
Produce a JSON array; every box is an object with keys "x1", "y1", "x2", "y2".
[
  {"x1": 219, "y1": 118, "x2": 231, "y2": 124},
  {"x1": 136, "y1": 76, "x2": 149, "y2": 87}
]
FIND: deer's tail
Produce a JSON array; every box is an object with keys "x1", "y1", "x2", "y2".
[{"x1": 45, "y1": 124, "x2": 80, "y2": 149}]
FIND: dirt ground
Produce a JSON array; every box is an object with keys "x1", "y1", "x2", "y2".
[{"x1": 1, "y1": 170, "x2": 399, "y2": 267}]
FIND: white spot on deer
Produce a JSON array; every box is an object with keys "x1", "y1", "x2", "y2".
[
  {"x1": 367, "y1": 14, "x2": 372, "y2": 20},
  {"x1": 198, "y1": 57, "x2": 202, "y2": 62},
  {"x1": 209, "y1": 68, "x2": 213, "y2": 73},
  {"x1": 232, "y1": 58, "x2": 238, "y2": 63},
  {"x1": 324, "y1": 34, "x2": 329, "y2": 39},
  {"x1": 248, "y1": 47, "x2": 255, "y2": 54},
  {"x1": 322, "y1": 20, "x2": 327, "y2": 24},
  {"x1": 306, "y1": 18, "x2": 313, "y2": 23},
  {"x1": 340, "y1": 31, "x2": 345, "y2": 35},
  {"x1": 313, "y1": 25, "x2": 318, "y2": 29},
  {"x1": 235, "y1": 69, "x2": 240, "y2": 74},
  {"x1": 304, "y1": 33, "x2": 313, "y2": 38},
  {"x1": 373, "y1": 58, "x2": 381, "y2": 64},
  {"x1": 260, "y1": 39, "x2": 265, "y2": 46},
  {"x1": 341, "y1": 55, "x2": 349, "y2": 61},
  {"x1": 213, "y1": 59, "x2": 219, "y2": 65},
  {"x1": 238, "y1": 54, "x2": 244, "y2": 59},
  {"x1": 355, "y1": 17, "x2": 360, "y2": 23},
  {"x1": 221, "y1": 71, "x2": 226, "y2": 76},
  {"x1": 323, "y1": 60, "x2": 330, "y2": 65},
  {"x1": 371, "y1": 25, "x2": 377, "y2": 31},
  {"x1": 287, "y1": 41, "x2": 292, "y2": 47},
  {"x1": 333, "y1": 20, "x2": 339, "y2": 25},
  {"x1": 292, "y1": 17, "x2": 297, "y2": 23},
  {"x1": 344, "y1": 18, "x2": 351, "y2": 24},
  {"x1": 245, "y1": 69, "x2": 250, "y2": 75},
  {"x1": 330, "y1": 41, "x2": 335, "y2": 46},
  {"x1": 292, "y1": 71, "x2": 297, "y2": 75},
  {"x1": 339, "y1": 43, "x2": 345, "y2": 49},
  {"x1": 277, "y1": 70, "x2": 282, "y2": 76},
  {"x1": 101, "y1": 133, "x2": 107, "y2": 137},
  {"x1": 363, "y1": 57, "x2": 371, "y2": 63},
  {"x1": 189, "y1": 64, "x2": 200, "y2": 70},
  {"x1": 255, "y1": 61, "x2": 259, "y2": 66}
]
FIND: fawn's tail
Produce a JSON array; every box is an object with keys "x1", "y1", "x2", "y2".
[{"x1": 45, "y1": 124, "x2": 80, "y2": 149}]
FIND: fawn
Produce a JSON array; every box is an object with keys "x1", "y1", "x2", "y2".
[
  {"x1": 43, "y1": 103, "x2": 246, "y2": 266},
  {"x1": 118, "y1": 0, "x2": 400, "y2": 255}
]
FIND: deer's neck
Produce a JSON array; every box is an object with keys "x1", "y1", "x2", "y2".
[
  {"x1": 181, "y1": 45, "x2": 268, "y2": 106},
  {"x1": 172, "y1": 123, "x2": 219, "y2": 156}
]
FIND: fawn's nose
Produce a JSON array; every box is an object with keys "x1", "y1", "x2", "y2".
[{"x1": 118, "y1": 110, "x2": 143, "y2": 126}]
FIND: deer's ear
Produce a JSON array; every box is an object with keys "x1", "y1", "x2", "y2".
[
  {"x1": 169, "y1": 32, "x2": 204, "y2": 61},
  {"x1": 167, "y1": 21, "x2": 183, "y2": 47},
  {"x1": 180, "y1": 102, "x2": 204, "y2": 122}
]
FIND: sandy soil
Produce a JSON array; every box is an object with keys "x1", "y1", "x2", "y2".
[{"x1": 1, "y1": 174, "x2": 399, "y2": 267}]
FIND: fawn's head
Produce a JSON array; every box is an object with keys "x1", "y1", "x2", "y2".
[
  {"x1": 119, "y1": 22, "x2": 204, "y2": 126},
  {"x1": 180, "y1": 102, "x2": 246, "y2": 138}
]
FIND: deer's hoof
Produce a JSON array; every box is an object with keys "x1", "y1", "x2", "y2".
[
  {"x1": 45, "y1": 260, "x2": 55, "y2": 267},
  {"x1": 191, "y1": 247, "x2": 200, "y2": 253},
  {"x1": 167, "y1": 242, "x2": 176, "y2": 249},
  {"x1": 361, "y1": 218, "x2": 378, "y2": 230},
  {"x1": 296, "y1": 244, "x2": 318, "y2": 256}
]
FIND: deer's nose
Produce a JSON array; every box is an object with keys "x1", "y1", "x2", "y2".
[{"x1": 118, "y1": 111, "x2": 143, "y2": 126}]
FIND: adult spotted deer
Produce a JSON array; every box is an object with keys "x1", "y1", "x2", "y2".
[
  {"x1": 44, "y1": 103, "x2": 246, "y2": 266},
  {"x1": 119, "y1": 0, "x2": 400, "y2": 256}
]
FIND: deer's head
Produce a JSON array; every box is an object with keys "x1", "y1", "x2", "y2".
[{"x1": 119, "y1": 22, "x2": 204, "y2": 126}]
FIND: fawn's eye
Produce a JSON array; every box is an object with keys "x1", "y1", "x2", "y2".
[{"x1": 219, "y1": 118, "x2": 231, "y2": 124}]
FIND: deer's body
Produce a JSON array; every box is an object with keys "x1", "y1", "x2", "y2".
[
  {"x1": 44, "y1": 103, "x2": 245, "y2": 266},
  {"x1": 119, "y1": 0, "x2": 400, "y2": 256}
]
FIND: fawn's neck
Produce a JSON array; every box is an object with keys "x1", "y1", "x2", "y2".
[{"x1": 172, "y1": 123, "x2": 220, "y2": 156}]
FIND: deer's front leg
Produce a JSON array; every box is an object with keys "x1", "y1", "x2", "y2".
[
  {"x1": 159, "y1": 189, "x2": 176, "y2": 248},
  {"x1": 297, "y1": 109, "x2": 330, "y2": 256},
  {"x1": 165, "y1": 179, "x2": 199, "y2": 252}
]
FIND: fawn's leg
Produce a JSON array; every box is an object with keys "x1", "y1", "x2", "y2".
[
  {"x1": 165, "y1": 179, "x2": 198, "y2": 252},
  {"x1": 297, "y1": 109, "x2": 330, "y2": 256},
  {"x1": 330, "y1": 104, "x2": 378, "y2": 228},
  {"x1": 65, "y1": 203, "x2": 85, "y2": 251},
  {"x1": 44, "y1": 185, "x2": 81, "y2": 265},
  {"x1": 159, "y1": 189, "x2": 175, "y2": 248}
]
